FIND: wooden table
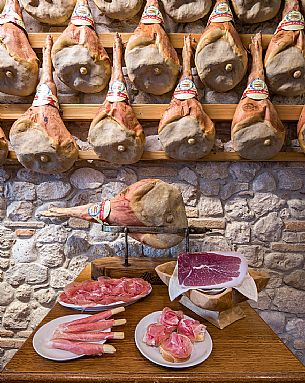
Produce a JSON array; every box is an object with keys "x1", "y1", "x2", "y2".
[{"x1": 1, "y1": 265, "x2": 305, "y2": 383}]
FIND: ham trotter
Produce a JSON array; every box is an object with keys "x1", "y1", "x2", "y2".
[
  {"x1": 265, "y1": 0, "x2": 305, "y2": 96},
  {"x1": 61, "y1": 307, "x2": 125, "y2": 328},
  {"x1": 177, "y1": 319, "x2": 206, "y2": 343},
  {"x1": 93, "y1": 0, "x2": 143, "y2": 20},
  {"x1": 0, "y1": 124, "x2": 8, "y2": 166},
  {"x1": 160, "y1": 0, "x2": 211, "y2": 23},
  {"x1": 51, "y1": 0, "x2": 111, "y2": 94},
  {"x1": 158, "y1": 35, "x2": 215, "y2": 161},
  {"x1": 88, "y1": 33, "x2": 145, "y2": 165},
  {"x1": 125, "y1": 0, "x2": 179, "y2": 95},
  {"x1": 195, "y1": 0, "x2": 248, "y2": 92},
  {"x1": 0, "y1": 0, "x2": 39, "y2": 96},
  {"x1": 41, "y1": 179, "x2": 187, "y2": 249},
  {"x1": 231, "y1": 32, "x2": 286, "y2": 160},
  {"x1": 143, "y1": 323, "x2": 173, "y2": 347},
  {"x1": 159, "y1": 307, "x2": 184, "y2": 328},
  {"x1": 231, "y1": 0, "x2": 281, "y2": 24},
  {"x1": 59, "y1": 319, "x2": 126, "y2": 333},
  {"x1": 53, "y1": 331, "x2": 124, "y2": 342},
  {"x1": 49, "y1": 339, "x2": 116, "y2": 356},
  {"x1": 159, "y1": 333, "x2": 193, "y2": 363}
]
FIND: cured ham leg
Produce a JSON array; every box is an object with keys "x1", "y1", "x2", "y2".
[
  {"x1": 231, "y1": 32, "x2": 286, "y2": 160},
  {"x1": 9, "y1": 35, "x2": 79, "y2": 174},
  {"x1": 195, "y1": 0, "x2": 248, "y2": 92},
  {"x1": 0, "y1": 125, "x2": 8, "y2": 165},
  {"x1": 61, "y1": 307, "x2": 125, "y2": 328},
  {"x1": 231, "y1": 0, "x2": 281, "y2": 24},
  {"x1": 297, "y1": 104, "x2": 305, "y2": 152},
  {"x1": 41, "y1": 179, "x2": 188, "y2": 249},
  {"x1": 88, "y1": 33, "x2": 145, "y2": 164},
  {"x1": 0, "y1": 0, "x2": 39, "y2": 96},
  {"x1": 160, "y1": 0, "x2": 211, "y2": 23},
  {"x1": 158, "y1": 35, "x2": 215, "y2": 160},
  {"x1": 265, "y1": 0, "x2": 305, "y2": 96},
  {"x1": 49, "y1": 340, "x2": 116, "y2": 355},
  {"x1": 20, "y1": 0, "x2": 76, "y2": 25},
  {"x1": 93, "y1": 0, "x2": 143, "y2": 20},
  {"x1": 51, "y1": 0, "x2": 111, "y2": 94},
  {"x1": 125, "y1": 0, "x2": 179, "y2": 95},
  {"x1": 58, "y1": 319, "x2": 126, "y2": 333},
  {"x1": 52, "y1": 331, "x2": 124, "y2": 342}
]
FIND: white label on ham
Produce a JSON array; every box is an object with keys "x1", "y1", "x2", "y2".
[
  {"x1": 71, "y1": 4, "x2": 94, "y2": 27},
  {"x1": 242, "y1": 78, "x2": 269, "y2": 100},
  {"x1": 275, "y1": 10, "x2": 305, "y2": 33},
  {"x1": 174, "y1": 78, "x2": 198, "y2": 100},
  {"x1": 106, "y1": 80, "x2": 129, "y2": 103},
  {"x1": 33, "y1": 84, "x2": 59, "y2": 109},
  {"x1": 141, "y1": 5, "x2": 164, "y2": 24},
  {"x1": 88, "y1": 200, "x2": 111, "y2": 224},
  {"x1": 0, "y1": 5, "x2": 26, "y2": 30},
  {"x1": 208, "y1": 2, "x2": 233, "y2": 24}
]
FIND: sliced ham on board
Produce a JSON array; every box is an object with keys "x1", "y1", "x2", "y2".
[
  {"x1": 125, "y1": 0, "x2": 180, "y2": 95},
  {"x1": 88, "y1": 33, "x2": 145, "y2": 164},
  {"x1": 265, "y1": 0, "x2": 305, "y2": 96},
  {"x1": 143, "y1": 323, "x2": 173, "y2": 346},
  {"x1": 49, "y1": 339, "x2": 116, "y2": 356},
  {"x1": 195, "y1": 0, "x2": 248, "y2": 92},
  {"x1": 0, "y1": 0, "x2": 39, "y2": 96},
  {"x1": 158, "y1": 35, "x2": 215, "y2": 160},
  {"x1": 177, "y1": 318, "x2": 206, "y2": 343},
  {"x1": 0, "y1": 125, "x2": 8, "y2": 165},
  {"x1": 9, "y1": 35, "x2": 79, "y2": 174},
  {"x1": 231, "y1": 0, "x2": 281, "y2": 24},
  {"x1": 159, "y1": 333, "x2": 193, "y2": 363},
  {"x1": 20, "y1": 0, "x2": 76, "y2": 25},
  {"x1": 297, "y1": 104, "x2": 305, "y2": 152},
  {"x1": 160, "y1": 0, "x2": 211, "y2": 23},
  {"x1": 41, "y1": 179, "x2": 188, "y2": 249},
  {"x1": 93, "y1": 0, "x2": 143, "y2": 20},
  {"x1": 51, "y1": 0, "x2": 111, "y2": 94},
  {"x1": 231, "y1": 32, "x2": 286, "y2": 160}
]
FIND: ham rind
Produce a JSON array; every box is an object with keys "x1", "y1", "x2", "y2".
[
  {"x1": 160, "y1": 333, "x2": 193, "y2": 360},
  {"x1": 177, "y1": 318, "x2": 206, "y2": 343},
  {"x1": 52, "y1": 331, "x2": 124, "y2": 342},
  {"x1": 177, "y1": 252, "x2": 248, "y2": 289},
  {"x1": 49, "y1": 339, "x2": 116, "y2": 355},
  {"x1": 159, "y1": 307, "x2": 184, "y2": 328},
  {"x1": 143, "y1": 323, "x2": 173, "y2": 347}
]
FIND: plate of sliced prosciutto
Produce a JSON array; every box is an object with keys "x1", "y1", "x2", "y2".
[
  {"x1": 58, "y1": 277, "x2": 152, "y2": 312},
  {"x1": 135, "y1": 308, "x2": 212, "y2": 368}
]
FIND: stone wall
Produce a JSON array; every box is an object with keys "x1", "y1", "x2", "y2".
[{"x1": 0, "y1": 0, "x2": 305, "y2": 370}]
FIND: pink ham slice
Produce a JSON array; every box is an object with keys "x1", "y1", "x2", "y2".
[
  {"x1": 159, "y1": 307, "x2": 184, "y2": 328},
  {"x1": 49, "y1": 339, "x2": 116, "y2": 355},
  {"x1": 159, "y1": 333, "x2": 193, "y2": 362},
  {"x1": 58, "y1": 318, "x2": 126, "y2": 333},
  {"x1": 177, "y1": 252, "x2": 248, "y2": 289},
  {"x1": 143, "y1": 323, "x2": 173, "y2": 346},
  {"x1": 53, "y1": 331, "x2": 124, "y2": 342},
  {"x1": 177, "y1": 318, "x2": 206, "y2": 343}
]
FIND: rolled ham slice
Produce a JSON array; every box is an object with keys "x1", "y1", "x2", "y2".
[
  {"x1": 231, "y1": 0, "x2": 281, "y2": 24},
  {"x1": 61, "y1": 307, "x2": 125, "y2": 328},
  {"x1": 125, "y1": 0, "x2": 180, "y2": 95},
  {"x1": 231, "y1": 32, "x2": 286, "y2": 160},
  {"x1": 158, "y1": 35, "x2": 215, "y2": 160},
  {"x1": 177, "y1": 319, "x2": 206, "y2": 343},
  {"x1": 0, "y1": 0, "x2": 39, "y2": 96},
  {"x1": 88, "y1": 33, "x2": 145, "y2": 164},
  {"x1": 143, "y1": 323, "x2": 173, "y2": 346},
  {"x1": 20, "y1": 0, "x2": 76, "y2": 25},
  {"x1": 58, "y1": 319, "x2": 126, "y2": 334},
  {"x1": 160, "y1": 0, "x2": 211, "y2": 23},
  {"x1": 0, "y1": 125, "x2": 8, "y2": 166},
  {"x1": 53, "y1": 331, "x2": 124, "y2": 341},
  {"x1": 9, "y1": 35, "x2": 79, "y2": 174},
  {"x1": 265, "y1": 0, "x2": 305, "y2": 96},
  {"x1": 159, "y1": 307, "x2": 184, "y2": 328},
  {"x1": 49, "y1": 339, "x2": 116, "y2": 355},
  {"x1": 159, "y1": 333, "x2": 193, "y2": 363},
  {"x1": 41, "y1": 179, "x2": 188, "y2": 249},
  {"x1": 51, "y1": 0, "x2": 111, "y2": 94},
  {"x1": 195, "y1": 0, "x2": 248, "y2": 92},
  {"x1": 93, "y1": 0, "x2": 143, "y2": 20}
]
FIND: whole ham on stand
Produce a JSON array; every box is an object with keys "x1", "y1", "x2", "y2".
[
  {"x1": 93, "y1": 0, "x2": 143, "y2": 20},
  {"x1": 195, "y1": 0, "x2": 248, "y2": 92},
  {"x1": 9, "y1": 35, "x2": 79, "y2": 174},
  {"x1": 265, "y1": 0, "x2": 305, "y2": 96},
  {"x1": 51, "y1": 0, "x2": 111, "y2": 94},
  {"x1": 231, "y1": 32, "x2": 286, "y2": 160},
  {"x1": 125, "y1": 0, "x2": 180, "y2": 95},
  {"x1": 158, "y1": 35, "x2": 215, "y2": 160},
  {"x1": 88, "y1": 33, "x2": 145, "y2": 164},
  {"x1": 0, "y1": 0, "x2": 39, "y2": 96}
]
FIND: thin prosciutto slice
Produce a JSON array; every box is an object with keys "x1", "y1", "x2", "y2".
[
  {"x1": 177, "y1": 318, "x2": 206, "y2": 343},
  {"x1": 58, "y1": 318, "x2": 126, "y2": 333},
  {"x1": 53, "y1": 331, "x2": 124, "y2": 342},
  {"x1": 160, "y1": 333, "x2": 193, "y2": 361},
  {"x1": 159, "y1": 307, "x2": 184, "y2": 328},
  {"x1": 49, "y1": 339, "x2": 116, "y2": 355},
  {"x1": 143, "y1": 323, "x2": 174, "y2": 346}
]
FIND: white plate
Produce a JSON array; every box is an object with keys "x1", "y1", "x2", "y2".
[
  {"x1": 58, "y1": 286, "x2": 152, "y2": 312},
  {"x1": 135, "y1": 311, "x2": 213, "y2": 368},
  {"x1": 32, "y1": 314, "x2": 110, "y2": 361}
]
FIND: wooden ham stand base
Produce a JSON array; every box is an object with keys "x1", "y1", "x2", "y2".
[{"x1": 91, "y1": 256, "x2": 269, "y2": 329}]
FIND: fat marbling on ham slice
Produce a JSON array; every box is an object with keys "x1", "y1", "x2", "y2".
[
  {"x1": 177, "y1": 318, "x2": 206, "y2": 343},
  {"x1": 143, "y1": 323, "x2": 174, "y2": 346},
  {"x1": 159, "y1": 333, "x2": 193, "y2": 363},
  {"x1": 159, "y1": 307, "x2": 184, "y2": 328},
  {"x1": 177, "y1": 252, "x2": 248, "y2": 289}
]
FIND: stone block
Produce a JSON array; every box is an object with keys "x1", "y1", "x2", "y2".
[
  {"x1": 264, "y1": 252, "x2": 304, "y2": 271},
  {"x1": 225, "y1": 199, "x2": 255, "y2": 221},
  {"x1": 225, "y1": 222, "x2": 251, "y2": 244},
  {"x1": 277, "y1": 169, "x2": 303, "y2": 190},
  {"x1": 68, "y1": 218, "x2": 90, "y2": 229},
  {"x1": 12, "y1": 237, "x2": 37, "y2": 263},
  {"x1": 285, "y1": 221, "x2": 305, "y2": 232},
  {"x1": 16, "y1": 229, "x2": 36, "y2": 238},
  {"x1": 249, "y1": 193, "x2": 286, "y2": 217},
  {"x1": 34, "y1": 288, "x2": 57, "y2": 307},
  {"x1": 253, "y1": 213, "x2": 283, "y2": 242},
  {"x1": 273, "y1": 287, "x2": 305, "y2": 314},
  {"x1": 259, "y1": 311, "x2": 286, "y2": 334},
  {"x1": 220, "y1": 182, "x2": 249, "y2": 200},
  {"x1": 199, "y1": 179, "x2": 220, "y2": 196},
  {"x1": 36, "y1": 225, "x2": 69, "y2": 244},
  {"x1": 185, "y1": 207, "x2": 199, "y2": 218},
  {"x1": 188, "y1": 218, "x2": 226, "y2": 229},
  {"x1": 198, "y1": 196, "x2": 223, "y2": 217},
  {"x1": 178, "y1": 167, "x2": 198, "y2": 186},
  {"x1": 36, "y1": 181, "x2": 72, "y2": 201},
  {"x1": 271, "y1": 243, "x2": 305, "y2": 252},
  {"x1": 0, "y1": 227, "x2": 15, "y2": 250},
  {"x1": 284, "y1": 270, "x2": 305, "y2": 290},
  {"x1": 64, "y1": 233, "x2": 90, "y2": 257},
  {"x1": 2, "y1": 302, "x2": 30, "y2": 330},
  {"x1": 50, "y1": 268, "x2": 75, "y2": 289},
  {"x1": 0, "y1": 283, "x2": 14, "y2": 306},
  {"x1": 70, "y1": 168, "x2": 105, "y2": 189},
  {"x1": 15, "y1": 285, "x2": 32, "y2": 302},
  {"x1": 175, "y1": 183, "x2": 198, "y2": 207},
  {"x1": 137, "y1": 167, "x2": 177, "y2": 177},
  {"x1": 117, "y1": 168, "x2": 138, "y2": 185},
  {"x1": 229, "y1": 163, "x2": 260, "y2": 182},
  {"x1": 5, "y1": 182, "x2": 36, "y2": 201},
  {"x1": 100, "y1": 182, "x2": 127, "y2": 200},
  {"x1": 253, "y1": 172, "x2": 277, "y2": 192},
  {"x1": 236, "y1": 245, "x2": 264, "y2": 267},
  {"x1": 0, "y1": 338, "x2": 25, "y2": 348},
  {"x1": 195, "y1": 162, "x2": 229, "y2": 180},
  {"x1": 37, "y1": 243, "x2": 65, "y2": 268}
]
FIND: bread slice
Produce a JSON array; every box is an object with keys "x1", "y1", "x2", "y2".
[{"x1": 159, "y1": 344, "x2": 191, "y2": 363}]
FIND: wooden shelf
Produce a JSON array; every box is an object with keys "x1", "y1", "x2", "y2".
[
  {"x1": 0, "y1": 104, "x2": 302, "y2": 122},
  {"x1": 28, "y1": 32, "x2": 273, "y2": 50}
]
